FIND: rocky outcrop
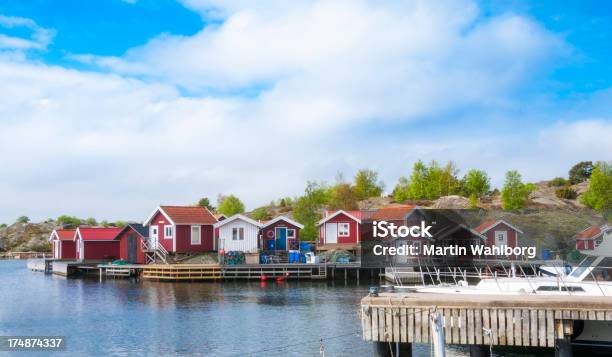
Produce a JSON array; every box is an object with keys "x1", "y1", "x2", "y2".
[
  {"x1": 429, "y1": 195, "x2": 471, "y2": 209},
  {"x1": 0, "y1": 222, "x2": 54, "y2": 252}
]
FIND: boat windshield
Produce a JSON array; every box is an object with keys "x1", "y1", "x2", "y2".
[{"x1": 568, "y1": 256, "x2": 597, "y2": 280}]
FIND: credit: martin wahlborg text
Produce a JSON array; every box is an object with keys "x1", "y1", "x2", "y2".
[{"x1": 371, "y1": 220, "x2": 537, "y2": 259}]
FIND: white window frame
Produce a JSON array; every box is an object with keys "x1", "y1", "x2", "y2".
[
  {"x1": 494, "y1": 231, "x2": 507, "y2": 246},
  {"x1": 191, "y1": 225, "x2": 201, "y2": 245},
  {"x1": 338, "y1": 223, "x2": 350, "y2": 237},
  {"x1": 287, "y1": 229, "x2": 296, "y2": 239},
  {"x1": 232, "y1": 227, "x2": 244, "y2": 241},
  {"x1": 164, "y1": 225, "x2": 173, "y2": 240}
]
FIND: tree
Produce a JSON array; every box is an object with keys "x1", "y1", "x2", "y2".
[
  {"x1": 113, "y1": 220, "x2": 127, "y2": 227},
  {"x1": 16, "y1": 216, "x2": 30, "y2": 224},
  {"x1": 501, "y1": 170, "x2": 535, "y2": 210},
  {"x1": 293, "y1": 181, "x2": 330, "y2": 241},
  {"x1": 218, "y1": 195, "x2": 245, "y2": 216},
  {"x1": 569, "y1": 161, "x2": 594, "y2": 184},
  {"x1": 85, "y1": 217, "x2": 98, "y2": 226},
  {"x1": 197, "y1": 197, "x2": 215, "y2": 211},
  {"x1": 329, "y1": 183, "x2": 359, "y2": 211},
  {"x1": 100, "y1": 220, "x2": 110, "y2": 228},
  {"x1": 56, "y1": 215, "x2": 82, "y2": 227},
  {"x1": 463, "y1": 169, "x2": 491, "y2": 198},
  {"x1": 580, "y1": 161, "x2": 612, "y2": 217},
  {"x1": 250, "y1": 206, "x2": 270, "y2": 221},
  {"x1": 353, "y1": 169, "x2": 384, "y2": 200},
  {"x1": 392, "y1": 160, "x2": 459, "y2": 201}
]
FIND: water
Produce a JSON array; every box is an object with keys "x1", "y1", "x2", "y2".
[{"x1": 0, "y1": 261, "x2": 478, "y2": 356}]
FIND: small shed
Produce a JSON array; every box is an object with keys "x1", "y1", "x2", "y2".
[
  {"x1": 115, "y1": 223, "x2": 149, "y2": 264},
  {"x1": 74, "y1": 227, "x2": 122, "y2": 261},
  {"x1": 48, "y1": 229, "x2": 77, "y2": 260},
  {"x1": 318, "y1": 210, "x2": 362, "y2": 245},
  {"x1": 214, "y1": 214, "x2": 263, "y2": 253},
  {"x1": 474, "y1": 219, "x2": 523, "y2": 260},
  {"x1": 261, "y1": 216, "x2": 304, "y2": 251}
]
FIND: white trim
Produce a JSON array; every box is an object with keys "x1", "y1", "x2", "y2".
[
  {"x1": 479, "y1": 220, "x2": 524, "y2": 235},
  {"x1": 214, "y1": 214, "x2": 263, "y2": 228},
  {"x1": 143, "y1": 206, "x2": 176, "y2": 227},
  {"x1": 164, "y1": 225, "x2": 174, "y2": 240},
  {"x1": 48, "y1": 230, "x2": 59, "y2": 242},
  {"x1": 262, "y1": 216, "x2": 304, "y2": 229},
  {"x1": 287, "y1": 228, "x2": 296, "y2": 239},
  {"x1": 231, "y1": 227, "x2": 245, "y2": 241},
  {"x1": 317, "y1": 210, "x2": 361, "y2": 226},
  {"x1": 191, "y1": 225, "x2": 201, "y2": 245}
]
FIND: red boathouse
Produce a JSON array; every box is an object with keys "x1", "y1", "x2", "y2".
[
  {"x1": 143, "y1": 205, "x2": 218, "y2": 253},
  {"x1": 318, "y1": 210, "x2": 362, "y2": 245},
  {"x1": 49, "y1": 229, "x2": 77, "y2": 260},
  {"x1": 115, "y1": 223, "x2": 149, "y2": 264},
  {"x1": 74, "y1": 227, "x2": 122, "y2": 261}
]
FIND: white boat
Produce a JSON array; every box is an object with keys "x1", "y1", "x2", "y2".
[{"x1": 413, "y1": 256, "x2": 612, "y2": 349}]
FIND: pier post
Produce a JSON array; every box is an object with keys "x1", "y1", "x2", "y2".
[
  {"x1": 357, "y1": 269, "x2": 360, "y2": 283},
  {"x1": 344, "y1": 269, "x2": 347, "y2": 282},
  {"x1": 430, "y1": 311, "x2": 445, "y2": 357},
  {"x1": 555, "y1": 337, "x2": 572, "y2": 357}
]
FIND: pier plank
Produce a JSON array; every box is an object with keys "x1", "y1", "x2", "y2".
[
  {"x1": 444, "y1": 308, "x2": 451, "y2": 345},
  {"x1": 483, "y1": 308, "x2": 490, "y2": 346},
  {"x1": 475, "y1": 308, "x2": 483, "y2": 345},
  {"x1": 514, "y1": 309, "x2": 521, "y2": 346},
  {"x1": 491, "y1": 309, "x2": 498, "y2": 345},
  {"x1": 460, "y1": 308, "x2": 467, "y2": 344},
  {"x1": 498, "y1": 309, "x2": 506, "y2": 345},
  {"x1": 522, "y1": 309, "x2": 530, "y2": 346},
  {"x1": 467, "y1": 309, "x2": 475, "y2": 345},
  {"x1": 407, "y1": 308, "x2": 414, "y2": 343},
  {"x1": 415, "y1": 307, "x2": 422, "y2": 343},
  {"x1": 538, "y1": 310, "x2": 546, "y2": 347},
  {"x1": 393, "y1": 308, "x2": 400, "y2": 342},
  {"x1": 400, "y1": 308, "x2": 407, "y2": 343},
  {"x1": 452, "y1": 309, "x2": 459, "y2": 344},
  {"x1": 379, "y1": 308, "x2": 385, "y2": 341},
  {"x1": 530, "y1": 310, "x2": 538, "y2": 347},
  {"x1": 546, "y1": 310, "x2": 554, "y2": 347},
  {"x1": 385, "y1": 307, "x2": 392, "y2": 342},
  {"x1": 505, "y1": 309, "x2": 513, "y2": 346},
  {"x1": 422, "y1": 308, "x2": 430, "y2": 343},
  {"x1": 372, "y1": 307, "x2": 379, "y2": 342}
]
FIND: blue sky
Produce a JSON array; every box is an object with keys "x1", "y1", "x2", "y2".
[{"x1": 0, "y1": 0, "x2": 610, "y2": 222}]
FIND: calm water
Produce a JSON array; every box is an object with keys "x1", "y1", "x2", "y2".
[{"x1": 0, "y1": 261, "x2": 474, "y2": 356}]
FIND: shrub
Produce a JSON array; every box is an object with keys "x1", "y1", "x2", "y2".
[
  {"x1": 555, "y1": 186, "x2": 577, "y2": 200},
  {"x1": 548, "y1": 177, "x2": 568, "y2": 187}
]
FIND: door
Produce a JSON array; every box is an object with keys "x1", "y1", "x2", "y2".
[
  {"x1": 150, "y1": 226, "x2": 159, "y2": 249},
  {"x1": 325, "y1": 223, "x2": 338, "y2": 244},
  {"x1": 78, "y1": 240, "x2": 84, "y2": 261},
  {"x1": 275, "y1": 227, "x2": 287, "y2": 250},
  {"x1": 54, "y1": 241, "x2": 60, "y2": 259},
  {"x1": 127, "y1": 234, "x2": 137, "y2": 263},
  {"x1": 494, "y1": 231, "x2": 507, "y2": 246}
]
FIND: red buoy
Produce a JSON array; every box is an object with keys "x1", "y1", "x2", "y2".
[{"x1": 261, "y1": 275, "x2": 267, "y2": 281}]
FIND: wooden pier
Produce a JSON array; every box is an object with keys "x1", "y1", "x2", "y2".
[
  {"x1": 361, "y1": 292, "x2": 612, "y2": 356},
  {"x1": 138, "y1": 263, "x2": 328, "y2": 281}
]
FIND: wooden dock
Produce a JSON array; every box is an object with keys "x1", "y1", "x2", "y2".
[
  {"x1": 361, "y1": 292, "x2": 612, "y2": 356},
  {"x1": 142, "y1": 264, "x2": 222, "y2": 280},
  {"x1": 139, "y1": 263, "x2": 328, "y2": 281}
]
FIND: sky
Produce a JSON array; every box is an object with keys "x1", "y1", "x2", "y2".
[{"x1": 0, "y1": 0, "x2": 611, "y2": 223}]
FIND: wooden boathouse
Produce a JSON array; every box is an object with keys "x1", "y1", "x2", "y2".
[{"x1": 360, "y1": 292, "x2": 612, "y2": 356}]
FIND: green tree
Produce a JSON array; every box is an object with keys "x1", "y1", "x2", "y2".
[
  {"x1": 197, "y1": 197, "x2": 215, "y2": 211},
  {"x1": 56, "y1": 215, "x2": 82, "y2": 227},
  {"x1": 0, "y1": 223, "x2": 7, "y2": 228},
  {"x1": 100, "y1": 220, "x2": 110, "y2": 228},
  {"x1": 580, "y1": 161, "x2": 612, "y2": 217},
  {"x1": 353, "y1": 169, "x2": 384, "y2": 200},
  {"x1": 329, "y1": 183, "x2": 359, "y2": 211},
  {"x1": 569, "y1": 161, "x2": 594, "y2": 184},
  {"x1": 113, "y1": 220, "x2": 128, "y2": 227},
  {"x1": 16, "y1": 216, "x2": 30, "y2": 224},
  {"x1": 392, "y1": 176, "x2": 411, "y2": 202},
  {"x1": 250, "y1": 206, "x2": 270, "y2": 221},
  {"x1": 218, "y1": 195, "x2": 246, "y2": 216},
  {"x1": 501, "y1": 170, "x2": 535, "y2": 210},
  {"x1": 463, "y1": 169, "x2": 491, "y2": 198},
  {"x1": 85, "y1": 217, "x2": 98, "y2": 226},
  {"x1": 392, "y1": 160, "x2": 459, "y2": 201},
  {"x1": 293, "y1": 181, "x2": 330, "y2": 241},
  {"x1": 548, "y1": 177, "x2": 568, "y2": 187}
]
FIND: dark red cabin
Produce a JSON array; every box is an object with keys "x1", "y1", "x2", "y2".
[
  {"x1": 318, "y1": 210, "x2": 362, "y2": 245},
  {"x1": 474, "y1": 220, "x2": 523, "y2": 260},
  {"x1": 74, "y1": 227, "x2": 122, "y2": 261},
  {"x1": 49, "y1": 229, "x2": 77, "y2": 260},
  {"x1": 261, "y1": 216, "x2": 303, "y2": 251},
  {"x1": 143, "y1": 205, "x2": 218, "y2": 253}
]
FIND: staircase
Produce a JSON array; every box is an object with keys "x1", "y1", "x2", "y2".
[{"x1": 141, "y1": 239, "x2": 169, "y2": 264}]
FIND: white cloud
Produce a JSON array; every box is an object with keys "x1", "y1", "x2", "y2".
[
  {"x1": 0, "y1": 1, "x2": 604, "y2": 223},
  {"x1": 0, "y1": 15, "x2": 54, "y2": 50}
]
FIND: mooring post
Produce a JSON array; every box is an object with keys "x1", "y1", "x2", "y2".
[
  {"x1": 357, "y1": 269, "x2": 360, "y2": 283},
  {"x1": 344, "y1": 269, "x2": 347, "y2": 282},
  {"x1": 430, "y1": 311, "x2": 445, "y2": 357},
  {"x1": 99, "y1": 268, "x2": 102, "y2": 282}
]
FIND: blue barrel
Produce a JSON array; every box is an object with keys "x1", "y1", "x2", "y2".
[
  {"x1": 541, "y1": 249, "x2": 551, "y2": 260},
  {"x1": 299, "y1": 242, "x2": 312, "y2": 251}
]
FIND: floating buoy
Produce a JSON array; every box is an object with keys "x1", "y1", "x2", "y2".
[
  {"x1": 260, "y1": 282, "x2": 267, "y2": 288},
  {"x1": 260, "y1": 275, "x2": 267, "y2": 281},
  {"x1": 276, "y1": 276, "x2": 284, "y2": 282}
]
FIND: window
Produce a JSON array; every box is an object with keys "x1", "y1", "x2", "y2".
[
  {"x1": 151, "y1": 226, "x2": 158, "y2": 238},
  {"x1": 191, "y1": 226, "x2": 201, "y2": 245},
  {"x1": 164, "y1": 226, "x2": 173, "y2": 239},
  {"x1": 494, "y1": 231, "x2": 507, "y2": 245},
  {"x1": 338, "y1": 223, "x2": 350, "y2": 237},
  {"x1": 287, "y1": 229, "x2": 296, "y2": 239},
  {"x1": 232, "y1": 227, "x2": 245, "y2": 240}
]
